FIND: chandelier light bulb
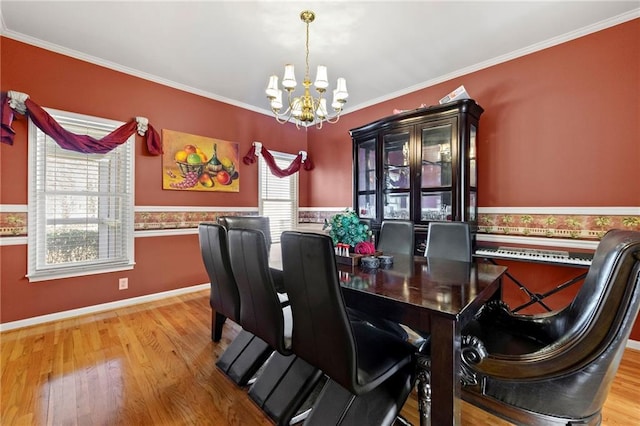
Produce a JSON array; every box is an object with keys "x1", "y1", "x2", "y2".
[
  {"x1": 270, "y1": 89, "x2": 283, "y2": 110},
  {"x1": 331, "y1": 89, "x2": 343, "y2": 110},
  {"x1": 334, "y1": 77, "x2": 349, "y2": 101},
  {"x1": 316, "y1": 98, "x2": 328, "y2": 118},
  {"x1": 292, "y1": 98, "x2": 303, "y2": 118},
  {"x1": 314, "y1": 65, "x2": 329, "y2": 90},
  {"x1": 265, "y1": 75, "x2": 279, "y2": 98},
  {"x1": 282, "y1": 65, "x2": 297, "y2": 89}
]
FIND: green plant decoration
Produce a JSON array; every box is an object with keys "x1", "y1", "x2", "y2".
[{"x1": 323, "y1": 209, "x2": 371, "y2": 247}]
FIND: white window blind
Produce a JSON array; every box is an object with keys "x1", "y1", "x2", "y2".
[
  {"x1": 27, "y1": 109, "x2": 135, "y2": 281},
  {"x1": 259, "y1": 152, "x2": 298, "y2": 243}
]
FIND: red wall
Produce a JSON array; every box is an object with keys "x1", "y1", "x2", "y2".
[
  {"x1": 304, "y1": 19, "x2": 640, "y2": 340},
  {"x1": 0, "y1": 37, "x2": 307, "y2": 322},
  {"x1": 1, "y1": 19, "x2": 639, "y2": 340},
  {"x1": 305, "y1": 19, "x2": 639, "y2": 208}
]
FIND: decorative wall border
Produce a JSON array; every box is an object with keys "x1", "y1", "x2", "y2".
[
  {"x1": 3, "y1": 205, "x2": 638, "y2": 246},
  {"x1": 0, "y1": 205, "x2": 260, "y2": 245},
  {"x1": 298, "y1": 207, "x2": 348, "y2": 225},
  {"x1": 134, "y1": 206, "x2": 257, "y2": 232},
  {"x1": 477, "y1": 207, "x2": 640, "y2": 241}
]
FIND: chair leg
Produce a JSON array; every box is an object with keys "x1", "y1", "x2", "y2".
[
  {"x1": 212, "y1": 311, "x2": 226, "y2": 342},
  {"x1": 249, "y1": 353, "x2": 323, "y2": 426},
  {"x1": 217, "y1": 331, "x2": 272, "y2": 386},
  {"x1": 305, "y1": 364, "x2": 414, "y2": 426}
]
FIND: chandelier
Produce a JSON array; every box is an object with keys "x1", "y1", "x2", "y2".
[{"x1": 265, "y1": 10, "x2": 348, "y2": 129}]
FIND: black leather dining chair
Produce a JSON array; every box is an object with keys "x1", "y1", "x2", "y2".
[
  {"x1": 228, "y1": 228, "x2": 322, "y2": 426},
  {"x1": 280, "y1": 231, "x2": 416, "y2": 425},
  {"x1": 377, "y1": 220, "x2": 415, "y2": 255},
  {"x1": 198, "y1": 223, "x2": 272, "y2": 385},
  {"x1": 218, "y1": 215, "x2": 272, "y2": 253},
  {"x1": 424, "y1": 221, "x2": 472, "y2": 262},
  {"x1": 217, "y1": 215, "x2": 286, "y2": 294},
  {"x1": 459, "y1": 229, "x2": 640, "y2": 425}
]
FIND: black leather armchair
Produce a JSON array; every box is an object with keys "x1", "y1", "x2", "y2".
[
  {"x1": 459, "y1": 229, "x2": 640, "y2": 425},
  {"x1": 281, "y1": 231, "x2": 416, "y2": 425}
]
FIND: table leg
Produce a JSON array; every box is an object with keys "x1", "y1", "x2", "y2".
[{"x1": 429, "y1": 316, "x2": 461, "y2": 426}]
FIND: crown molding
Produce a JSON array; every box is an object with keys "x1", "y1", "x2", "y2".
[{"x1": 2, "y1": 9, "x2": 637, "y2": 117}]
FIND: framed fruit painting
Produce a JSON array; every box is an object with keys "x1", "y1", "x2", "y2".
[{"x1": 162, "y1": 129, "x2": 240, "y2": 192}]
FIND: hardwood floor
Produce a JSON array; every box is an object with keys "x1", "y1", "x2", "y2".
[{"x1": 2, "y1": 290, "x2": 639, "y2": 425}]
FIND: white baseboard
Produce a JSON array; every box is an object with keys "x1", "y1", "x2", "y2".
[
  {"x1": 0, "y1": 283, "x2": 210, "y2": 332},
  {"x1": 627, "y1": 339, "x2": 640, "y2": 351}
]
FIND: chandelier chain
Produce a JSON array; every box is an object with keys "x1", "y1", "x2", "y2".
[{"x1": 305, "y1": 19, "x2": 310, "y2": 84}]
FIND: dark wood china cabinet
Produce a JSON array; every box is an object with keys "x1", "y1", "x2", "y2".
[{"x1": 350, "y1": 99, "x2": 483, "y2": 254}]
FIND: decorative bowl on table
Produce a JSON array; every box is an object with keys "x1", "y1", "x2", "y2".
[
  {"x1": 360, "y1": 256, "x2": 380, "y2": 269},
  {"x1": 378, "y1": 255, "x2": 394, "y2": 265}
]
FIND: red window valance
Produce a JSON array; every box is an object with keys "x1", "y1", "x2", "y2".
[
  {"x1": 1, "y1": 91, "x2": 162, "y2": 155},
  {"x1": 243, "y1": 141, "x2": 313, "y2": 177}
]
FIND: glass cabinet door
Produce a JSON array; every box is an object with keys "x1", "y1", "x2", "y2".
[
  {"x1": 468, "y1": 124, "x2": 477, "y2": 221},
  {"x1": 383, "y1": 132, "x2": 410, "y2": 190},
  {"x1": 382, "y1": 131, "x2": 411, "y2": 220},
  {"x1": 469, "y1": 125, "x2": 477, "y2": 189},
  {"x1": 355, "y1": 138, "x2": 377, "y2": 219},
  {"x1": 420, "y1": 123, "x2": 453, "y2": 221}
]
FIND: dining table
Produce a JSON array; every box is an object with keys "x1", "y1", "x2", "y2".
[{"x1": 336, "y1": 253, "x2": 507, "y2": 426}]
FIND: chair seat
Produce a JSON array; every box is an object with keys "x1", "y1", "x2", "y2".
[
  {"x1": 352, "y1": 322, "x2": 414, "y2": 391},
  {"x1": 346, "y1": 307, "x2": 409, "y2": 341},
  {"x1": 463, "y1": 318, "x2": 549, "y2": 356}
]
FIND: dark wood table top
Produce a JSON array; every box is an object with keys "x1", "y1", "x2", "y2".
[{"x1": 337, "y1": 254, "x2": 507, "y2": 332}]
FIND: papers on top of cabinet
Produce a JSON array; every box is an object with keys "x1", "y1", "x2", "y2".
[{"x1": 439, "y1": 85, "x2": 470, "y2": 104}]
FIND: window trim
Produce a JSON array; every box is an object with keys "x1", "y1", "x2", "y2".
[
  {"x1": 258, "y1": 151, "x2": 299, "y2": 244},
  {"x1": 27, "y1": 108, "x2": 135, "y2": 282}
]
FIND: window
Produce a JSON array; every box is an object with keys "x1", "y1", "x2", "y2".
[
  {"x1": 259, "y1": 152, "x2": 298, "y2": 243},
  {"x1": 27, "y1": 109, "x2": 135, "y2": 281}
]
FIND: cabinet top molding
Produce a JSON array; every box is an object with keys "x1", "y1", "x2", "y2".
[{"x1": 350, "y1": 98, "x2": 483, "y2": 137}]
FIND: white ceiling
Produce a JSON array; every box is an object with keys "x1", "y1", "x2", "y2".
[{"x1": 1, "y1": 1, "x2": 638, "y2": 117}]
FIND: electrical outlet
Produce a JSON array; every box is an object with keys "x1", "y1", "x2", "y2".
[{"x1": 118, "y1": 277, "x2": 128, "y2": 290}]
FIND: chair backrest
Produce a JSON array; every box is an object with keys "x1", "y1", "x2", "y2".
[
  {"x1": 198, "y1": 223, "x2": 240, "y2": 323},
  {"x1": 218, "y1": 216, "x2": 272, "y2": 252},
  {"x1": 377, "y1": 220, "x2": 415, "y2": 255},
  {"x1": 280, "y1": 231, "x2": 359, "y2": 390},
  {"x1": 425, "y1": 221, "x2": 472, "y2": 262},
  {"x1": 227, "y1": 228, "x2": 290, "y2": 355},
  {"x1": 553, "y1": 229, "x2": 640, "y2": 350}
]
